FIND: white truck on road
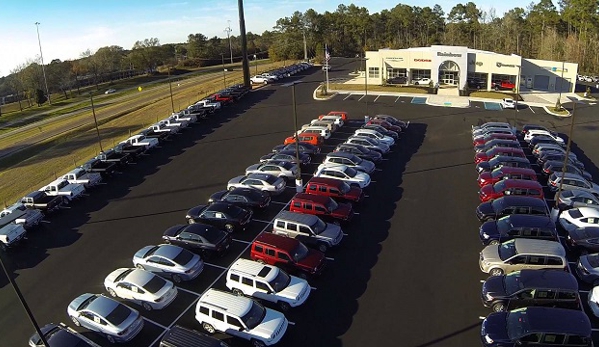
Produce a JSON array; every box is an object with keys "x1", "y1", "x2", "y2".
[
  {"x1": 39, "y1": 179, "x2": 86, "y2": 203},
  {"x1": 0, "y1": 203, "x2": 44, "y2": 230},
  {"x1": 62, "y1": 168, "x2": 102, "y2": 188},
  {"x1": 121, "y1": 135, "x2": 159, "y2": 151}
]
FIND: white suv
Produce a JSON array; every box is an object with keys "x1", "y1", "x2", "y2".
[
  {"x1": 195, "y1": 289, "x2": 288, "y2": 347},
  {"x1": 226, "y1": 258, "x2": 310, "y2": 311}
]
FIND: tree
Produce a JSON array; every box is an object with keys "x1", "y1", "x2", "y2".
[
  {"x1": 35, "y1": 88, "x2": 47, "y2": 106},
  {"x1": 131, "y1": 38, "x2": 163, "y2": 73}
]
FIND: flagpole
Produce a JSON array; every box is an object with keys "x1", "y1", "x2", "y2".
[{"x1": 325, "y1": 44, "x2": 330, "y2": 92}]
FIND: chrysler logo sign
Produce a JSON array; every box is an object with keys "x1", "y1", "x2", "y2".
[
  {"x1": 437, "y1": 52, "x2": 462, "y2": 57},
  {"x1": 496, "y1": 62, "x2": 516, "y2": 68},
  {"x1": 414, "y1": 59, "x2": 431, "y2": 62}
]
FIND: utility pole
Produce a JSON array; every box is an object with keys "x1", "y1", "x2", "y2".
[
  {"x1": 220, "y1": 53, "x2": 227, "y2": 89},
  {"x1": 89, "y1": 92, "x2": 103, "y2": 153},
  {"x1": 302, "y1": 31, "x2": 308, "y2": 61},
  {"x1": 225, "y1": 20, "x2": 233, "y2": 64},
  {"x1": 555, "y1": 60, "x2": 566, "y2": 109},
  {"x1": 237, "y1": 0, "x2": 251, "y2": 87},
  {"x1": 35, "y1": 22, "x2": 51, "y2": 105}
]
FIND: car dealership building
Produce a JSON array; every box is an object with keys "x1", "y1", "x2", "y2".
[{"x1": 364, "y1": 45, "x2": 578, "y2": 92}]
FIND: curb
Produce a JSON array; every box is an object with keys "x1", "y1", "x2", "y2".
[
  {"x1": 542, "y1": 106, "x2": 571, "y2": 118},
  {"x1": 313, "y1": 86, "x2": 338, "y2": 101}
]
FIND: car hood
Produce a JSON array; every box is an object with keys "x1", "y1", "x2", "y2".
[
  {"x1": 332, "y1": 203, "x2": 353, "y2": 218},
  {"x1": 481, "y1": 245, "x2": 502, "y2": 263},
  {"x1": 278, "y1": 277, "x2": 310, "y2": 300},
  {"x1": 481, "y1": 312, "x2": 510, "y2": 343},
  {"x1": 478, "y1": 172, "x2": 493, "y2": 186},
  {"x1": 163, "y1": 225, "x2": 183, "y2": 237},
  {"x1": 298, "y1": 249, "x2": 325, "y2": 270},
  {"x1": 260, "y1": 153, "x2": 275, "y2": 161},
  {"x1": 320, "y1": 224, "x2": 343, "y2": 240},
  {"x1": 361, "y1": 160, "x2": 376, "y2": 173},
  {"x1": 477, "y1": 201, "x2": 494, "y2": 218},
  {"x1": 187, "y1": 205, "x2": 207, "y2": 218},
  {"x1": 246, "y1": 164, "x2": 262, "y2": 172},
  {"x1": 482, "y1": 276, "x2": 508, "y2": 299},
  {"x1": 570, "y1": 227, "x2": 599, "y2": 243},
  {"x1": 251, "y1": 308, "x2": 287, "y2": 339},
  {"x1": 480, "y1": 221, "x2": 500, "y2": 240},
  {"x1": 479, "y1": 185, "x2": 495, "y2": 199},
  {"x1": 476, "y1": 162, "x2": 491, "y2": 172},
  {"x1": 353, "y1": 171, "x2": 370, "y2": 182},
  {"x1": 228, "y1": 176, "x2": 246, "y2": 185},
  {"x1": 208, "y1": 190, "x2": 228, "y2": 203}
]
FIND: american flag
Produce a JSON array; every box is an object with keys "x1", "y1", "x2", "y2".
[{"x1": 325, "y1": 45, "x2": 330, "y2": 62}]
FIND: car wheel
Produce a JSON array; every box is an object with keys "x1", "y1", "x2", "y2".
[
  {"x1": 224, "y1": 224, "x2": 235, "y2": 233},
  {"x1": 492, "y1": 302, "x2": 506, "y2": 312},
  {"x1": 172, "y1": 274, "x2": 182, "y2": 284},
  {"x1": 142, "y1": 302, "x2": 153, "y2": 311},
  {"x1": 252, "y1": 339, "x2": 266, "y2": 347},
  {"x1": 488, "y1": 240, "x2": 500, "y2": 246},
  {"x1": 203, "y1": 323, "x2": 216, "y2": 334},
  {"x1": 106, "y1": 334, "x2": 116, "y2": 344},
  {"x1": 278, "y1": 301, "x2": 291, "y2": 312},
  {"x1": 415, "y1": 82, "x2": 419, "y2": 85},
  {"x1": 71, "y1": 316, "x2": 81, "y2": 327},
  {"x1": 494, "y1": 86, "x2": 499, "y2": 91},
  {"x1": 318, "y1": 243, "x2": 328, "y2": 253},
  {"x1": 232, "y1": 288, "x2": 244, "y2": 297},
  {"x1": 490, "y1": 268, "x2": 504, "y2": 276},
  {"x1": 107, "y1": 288, "x2": 117, "y2": 297},
  {"x1": 135, "y1": 264, "x2": 145, "y2": 270}
]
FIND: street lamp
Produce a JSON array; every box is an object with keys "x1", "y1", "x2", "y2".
[
  {"x1": 167, "y1": 66, "x2": 175, "y2": 113},
  {"x1": 513, "y1": 64, "x2": 521, "y2": 126},
  {"x1": 34, "y1": 22, "x2": 51, "y2": 105},
  {"x1": 225, "y1": 20, "x2": 233, "y2": 64},
  {"x1": 555, "y1": 61, "x2": 566, "y2": 110},
  {"x1": 220, "y1": 53, "x2": 227, "y2": 89},
  {"x1": 364, "y1": 57, "x2": 369, "y2": 116},
  {"x1": 254, "y1": 54, "x2": 258, "y2": 76},
  {"x1": 89, "y1": 92, "x2": 103, "y2": 153},
  {"x1": 286, "y1": 81, "x2": 304, "y2": 192}
]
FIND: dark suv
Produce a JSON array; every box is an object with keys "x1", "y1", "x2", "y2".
[
  {"x1": 480, "y1": 307, "x2": 592, "y2": 346},
  {"x1": 386, "y1": 76, "x2": 407, "y2": 85},
  {"x1": 162, "y1": 224, "x2": 232, "y2": 259},
  {"x1": 481, "y1": 269, "x2": 580, "y2": 312},
  {"x1": 467, "y1": 78, "x2": 487, "y2": 90},
  {"x1": 476, "y1": 196, "x2": 550, "y2": 222},
  {"x1": 479, "y1": 215, "x2": 557, "y2": 246}
]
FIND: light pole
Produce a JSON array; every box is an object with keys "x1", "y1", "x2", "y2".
[
  {"x1": 553, "y1": 96, "x2": 578, "y2": 218},
  {"x1": 302, "y1": 31, "x2": 308, "y2": 61},
  {"x1": 0, "y1": 250, "x2": 50, "y2": 347},
  {"x1": 288, "y1": 81, "x2": 303, "y2": 193},
  {"x1": 89, "y1": 92, "x2": 103, "y2": 152},
  {"x1": 167, "y1": 66, "x2": 175, "y2": 113},
  {"x1": 34, "y1": 22, "x2": 51, "y2": 105},
  {"x1": 555, "y1": 60, "x2": 566, "y2": 110},
  {"x1": 364, "y1": 57, "x2": 369, "y2": 116},
  {"x1": 225, "y1": 20, "x2": 233, "y2": 64},
  {"x1": 220, "y1": 53, "x2": 227, "y2": 89},
  {"x1": 254, "y1": 54, "x2": 258, "y2": 75},
  {"x1": 513, "y1": 64, "x2": 521, "y2": 126}
]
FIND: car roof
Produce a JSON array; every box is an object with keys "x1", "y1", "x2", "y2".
[
  {"x1": 276, "y1": 210, "x2": 320, "y2": 224},
  {"x1": 123, "y1": 268, "x2": 155, "y2": 285},
  {"x1": 495, "y1": 196, "x2": 549, "y2": 208},
  {"x1": 499, "y1": 215, "x2": 555, "y2": 229},
  {"x1": 208, "y1": 201, "x2": 244, "y2": 213},
  {"x1": 517, "y1": 269, "x2": 578, "y2": 291},
  {"x1": 489, "y1": 156, "x2": 529, "y2": 164},
  {"x1": 292, "y1": 192, "x2": 332, "y2": 205},
  {"x1": 326, "y1": 151, "x2": 356, "y2": 160},
  {"x1": 493, "y1": 167, "x2": 537, "y2": 176},
  {"x1": 255, "y1": 231, "x2": 299, "y2": 251},
  {"x1": 320, "y1": 164, "x2": 348, "y2": 172},
  {"x1": 574, "y1": 207, "x2": 599, "y2": 218},
  {"x1": 154, "y1": 244, "x2": 183, "y2": 258},
  {"x1": 518, "y1": 307, "x2": 591, "y2": 335},
  {"x1": 513, "y1": 239, "x2": 565, "y2": 256},
  {"x1": 561, "y1": 189, "x2": 595, "y2": 199},
  {"x1": 86, "y1": 295, "x2": 120, "y2": 317},
  {"x1": 486, "y1": 147, "x2": 524, "y2": 154},
  {"x1": 553, "y1": 172, "x2": 587, "y2": 180},
  {"x1": 500, "y1": 179, "x2": 543, "y2": 189},
  {"x1": 308, "y1": 177, "x2": 344, "y2": 187},
  {"x1": 199, "y1": 289, "x2": 252, "y2": 317},
  {"x1": 230, "y1": 259, "x2": 279, "y2": 282},
  {"x1": 185, "y1": 223, "x2": 222, "y2": 236}
]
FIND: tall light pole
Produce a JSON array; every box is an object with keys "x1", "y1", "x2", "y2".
[
  {"x1": 364, "y1": 57, "x2": 369, "y2": 116},
  {"x1": 254, "y1": 54, "x2": 258, "y2": 75},
  {"x1": 302, "y1": 31, "x2": 308, "y2": 61},
  {"x1": 89, "y1": 92, "x2": 103, "y2": 153},
  {"x1": 555, "y1": 60, "x2": 566, "y2": 109},
  {"x1": 34, "y1": 22, "x2": 51, "y2": 105},
  {"x1": 220, "y1": 53, "x2": 227, "y2": 89},
  {"x1": 290, "y1": 81, "x2": 303, "y2": 193},
  {"x1": 513, "y1": 64, "x2": 521, "y2": 126},
  {"x1": 167, "y1": 66, "x2": 175, "y2": 113},
  {"x1": 553, "y1": 96, "x2": 578, "y2": 217},
  {"x1": 225, "y1": 20, "x2": 233, "y2": 64}
]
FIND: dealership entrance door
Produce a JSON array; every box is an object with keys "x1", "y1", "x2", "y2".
[{"x1": 438, "y1": 60, "x2": 460, "y2": 86}]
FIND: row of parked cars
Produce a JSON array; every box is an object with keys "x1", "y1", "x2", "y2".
[
  {"x1": 471, "y1": 122, "x2": 598, "y2": 346},
  {"x1": 18, "y1": 82, "x2": 263, "y2": 347},
  {"x1": 249, "y1": 63, "x2": 312, "y2": 84}
]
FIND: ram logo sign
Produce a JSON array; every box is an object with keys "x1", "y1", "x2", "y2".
[{"x1": 496, "y1": 62, "x2": 516, "y2": 68}]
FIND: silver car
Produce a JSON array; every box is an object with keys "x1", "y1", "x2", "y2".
[
  {"x1": 353, "y1": 129, "x2": 395, "y2": 147},
  {"x1": 558, "y1": 190, "x2": 599, "y2": 209},
  {"x1": 549, "y1": 172, "x2": 599, "y2": 197},
  {"x1": 67, "y1": 294, "x2": 144, "y2": 343},
  {"x1": 322, "y1": 152, "x2": 376, "y2": 174},
  {"x1": 133, "y1": 244, "x2": 204, "y2": 283},
  {"x1": 245, "y1": 161, "x2": 298, "y2": 179},
  {"x1": 576, "y1": 253, "x2": 599, "y2": 284},
  {"x1": 227, "y1": 173, "x2": 286, "y2": 195},
  {"x1": 345, "y1": 136, "x2": 390, "y2": 154},
  {"x1": 104, "y1": 268, "x2": 178, "y2": 311}
]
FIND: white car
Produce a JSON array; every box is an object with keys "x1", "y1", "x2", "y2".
[
  {"x1": 501, "y1": 98, "x2": 516, "y2": 109},
  {"x1": 318, "y1": 115, "x2": 344, "y2": 126},
  {"x1": 345, "y1": 136, "x2": 390, "y2": 154},
  {"x1": 314, "y1": 164, "x2": 371, "y2": 188},
  {"x1": 250, "y1": 75, "x2": 269, "y2": 84},
  {"x1": 104, "y1": 268, "x2": 178, "y2": 311},
  {"x1": 132, "y1": 244, "x2": 204, "y2": 283},
  {"x1": 413, "y1": 77, "x2": 432, "y2": 85},
  {"x1": 62, "y1": 168, "x2": 102, "y2": 188},
  {"x1": 524, "y1": 130, "x2": 565, "y2": 146},
  {"x1": 104, "y1": 89, "x2": 116, "y2": 94},
  {"x1": 227, "y1": 173, "x2": 286, "y2": 195},
  {"x1": 588, "y1": 286, "x2": 599, "y2": 317},
  {"x1": 559, "y1": 207, "x2": 599, "y2": 232},
  {"x1": 245, "y1": 161, "x2": 298, "y2": 179},
  {"x1": 353, "y1": 129, "x2": 395, "y2": 147},
  {"x1": 322, "y1": 152, "x2": 375, "y2": 174},
  {"x1": 297, "y1": 126, "x2": 330, "y2": 140}
]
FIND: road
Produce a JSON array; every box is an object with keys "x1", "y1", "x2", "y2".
[{"x1": 1, "y1": 58, "x2": 598, "y2": 347}]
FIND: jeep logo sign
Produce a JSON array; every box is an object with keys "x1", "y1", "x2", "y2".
[
  {"x1": 469, "y1": 60, "x2": 483, "y2": 66},
  {"x1": 496, "y1": 62, "x2": 516, "y2": 68},
  {"x1": 437, "y1": 52, "x2": 462, "y2": 57}
]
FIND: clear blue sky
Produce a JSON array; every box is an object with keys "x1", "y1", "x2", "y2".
[{"x1": 0, "y1": 0, "x2": 537, "y2": 77}]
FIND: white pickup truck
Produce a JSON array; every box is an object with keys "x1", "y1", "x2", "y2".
[
  {"x1": 148, "y1": 122, "x2": 178, "y2": 135},
  {"x1": 0, "y1": 223, "x2": 27, "y2": 251},
  {"x1": 121, "y1": 135, "x2": 159, "y2": 151},
  {"x1": 195, "y1": 99, "x2": 221, "y2": 110},
  {"x1": 161, "y1": 117, "x2": 189, "y2": 129},
  {"x1": 39, "y1": 179, "x2": 86, "y2": 202},
  {"x1": 171, "y1": 111, "x2": 198, "y2": 123},
  {"x1": 62, "y1": 168, "x2": 102, "y2": 188},
  {"x1": 0, "y1": 203, "x2": 44, "y2": 230}
]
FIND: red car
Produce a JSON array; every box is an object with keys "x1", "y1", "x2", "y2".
[
  {"x1": 367, "y1": 119, "x2": 402, "y2": 133},
  {"x1": 472, "y1": 133, "x2": 517, "y2": 147},
  {"x1": 210, "y1": 93, "x2": 233, "y2": 104},
  {"x1": 477, "y1": 167, "x2": 538, "y2": 188},
  {"x1": 325, "y1": 111, "x2": 349, "y2": 122},
  {"x1": 289, "y1": 193, "x2": 353, "y2": 223},
  {"x1": 474, "y1": 147, "x2": 526, "y2": 164},
  {"x1": 305, "y1": 177, "x2": 363, "y2": 202},
  {"x1": 478, "y1": 179, "x2": 544, "y2": 202}
]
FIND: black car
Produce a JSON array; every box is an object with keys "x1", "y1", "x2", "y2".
[
  {"x1": 260, "y1": 150, "x2": 311, "y2": 165},
  {"x1": 537, "y1": 153, "x2": 584, "y2": 169},
  {"x1": 528, "y1": 135, "x2": 562, "y2": 150},
  {"x1": 29, "y1": 323, "x2": 100, "y2": 347},
  {"x1": 476, "y1": 156, "x2": 532, "y2": 173},
  {"x1": 475, "y1": 139, "x2": 521, "y2": 153},
  {"x1": 542, "y1": 160, "x2": 592, "y2": 181},
  {"x1": 208, "y1": 187, "x2": 271, "y2": 210},
  {"x1": 386, "y1": 76, "x2": 407, "y2": 85},
  {"x1": 162, "y1": 223, "x2": 232, "y2": 259},
  {"x1": 186, "y1": 202, "x2": 252, "y2": 233},
  {"x1": 481, "y1": 270, "x2": 580, "y2": 312},
  {"x1": 467, "y1": 78, "x2": 487, "y2": 90},
  {"x1": 479, "y1": 215, "x2": 557, "y2": 246},
  {"x1": 272, "y1": 143, "x2": 321, "y2": 156},
  {"x1": 480, "y1": 307, "x2": 592, "y2": 347},
  {"x1": 362, "y1": 124, "x2": 399, "y2": 139},
  {"x1": 476, "y1": 196, "x2": 550, "y2": 222},
  {"x1": 334, "y1": 143, "x2": 382, "y2": 163},
  {"x1": 566, "y1": 226, "x2": 599, "y2": 253}
]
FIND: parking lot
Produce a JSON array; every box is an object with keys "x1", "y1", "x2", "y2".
[{"x1": 1, "y1": 59, "x2": 599, "y2": 347}]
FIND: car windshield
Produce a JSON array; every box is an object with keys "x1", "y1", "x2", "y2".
[
  {"x1": 105, "y1": 303, "x2": 132, "y2": 326},
  {"x1": 339, "y1": 182, "x2": 351, "y2": 194},
  {"x1": 344, "y1": 167, "x2": 358, "y2": 177},
  {"x1": 496, "y1": 216, "x2": 513, "y2": 234},
  {"x1": 493, "y1": 181, "x2": 506, "y2": 192},
  {"x1": 326, "y1": 199, "x2": 339, "y2": 212},
  {"x1": 506, "y1": 310, "x2": 531, "y2": 339},
  {"x1": 503, "y1": 271, "x2": 524, "y2": 294},
  {"x1": 201, "y1": 227, "x2": 224, "y2": 243},
  {"x1": 268, "y1": 270, "x2": 291, "y2": 292},
  {"x1": 498, "y1": 240, "x2": 517, "y2": 260},
  {"x1": 312, "y1": 218, "x2": 327, "y2": 234},
  {"x1": 490, "y1": 168, "x2": 504, "y2": 179},
  {"x1": 587, "y1": 254, "x2": 599, "y2": 268},
  {"x1": 262, "y1": 175, "x2": 278, "y2": 185},
  {"x1": 351, "y1": 155, "x2": 363, "y2": 164},
  {"x1": 142, "y1": 275, "x2": 167, "y2": 294},
  {"x1": 240, "y1": 301, "x2": 266, "y2": 330},
  {"x1": 291, "y1": 242, "x2": 309, "y2": 262},
  {"x1": 173, "y1": 249, "x2": 194, "y2": 265}
]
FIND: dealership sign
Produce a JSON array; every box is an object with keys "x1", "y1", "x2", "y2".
[
  {"x1": 544, "y1": 66, "x2": 568, "y2": 73},
  {"x1": 414, "y1": 59, "x2": 431, "y2": 62},
  {"x1": 385, "y1": 57, "x2": 404, "y2": 61},
  {"x1": 496, "y1": 62, "x2": 516, "y2": 68},
  {"x1": 469, "y1": 60, "x2": 483, "y2": 66},
  {"x1": 437, "y1": 52, "x2": 462, "y2": 57}
]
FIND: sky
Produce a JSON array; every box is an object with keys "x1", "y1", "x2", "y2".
[{"x1": 0, "y1": 0, "x2": 534, "y2": 78}]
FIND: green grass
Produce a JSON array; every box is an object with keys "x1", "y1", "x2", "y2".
[{"x1": 546, "y1": 106, "x2": 570, "y2": 116}]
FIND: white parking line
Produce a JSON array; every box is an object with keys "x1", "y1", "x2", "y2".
[
  {"x1": 529, "y1": 106, "x2": 535, "y2": 113},
  {"x1": 358, "y1": 95, "x2": 365, "y2": 101},
  {"x1": 143, "y1": 317, "x2": 169, "y2": 330},
  {"x1": 252, "y1": 218, "x2": 273, "y2": 225},
  {"x1": 395, "y1": 96, "x2": 401, "y2": 103},
  {"x1": 374, "y1": 95, "x2": 380, "y2": 102},
  {"x1": 592, "y1": 328, "x2": 599, "y2": 332},
  {"x1": 353, "y1": 212, "x2": 360, "y2": 215},
  {"x1": 232, "y1": 239, "x2": 251, "y2": 245},
  {"x1": 579, "y1": 290, "x2": 590, "y2": 293},
  {"x1": 343, "y1": 233, "x2": 348, "y2": 236},
  {"x1": 343, "y1": 94, "x2": 352, "y2": 101},
  {"x1": 325, "y1": 257, "x2": 335, "y2": 261},
  {"x1": 205, "y1": 263, "x2": 229, "y2": 271},
  {"x1": 310, "y1": 286, "x2": 317, "y2": 290},
  {"x1": 176, "y1": 286, "x2": 202, "y2": 297},
  {"x1": 288, "y1": 321, "x2": 296, "y2": 326}
]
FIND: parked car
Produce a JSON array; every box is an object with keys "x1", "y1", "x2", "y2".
[
  {"x1": 565, "y1": 226, "x2": 599, "y2": 253},
  {"x1": 524, "y1": 130, "x2": 565, "y2": 146},
  {"x1": 474, "y1": 147, "x2": 525, "y2": 164},
  {"x1": 467, "y1": 78, "x2": 486, "y2": 90},
  {"x1": 473, "y1": 129, "x2": 519, "y2": 142},
  {"x1": 28, "y1": 322, "x2": 102, "y2": 347},
  {"x1": 576, "y1": 252, "x2": 599, "y2": 284},
  {"x1": 413, "y1": 77, "x2": 432, "y2": 85},
  {"x1": 481, "y1": 269, "x2": 580, "y2": 312},
  {"x1": 159, "y1": 325, "x2": 230, "y2": 347},
  {"x1": 209, "y1": 187, "x2": 271, "y2": 211},
  {"x1": 477, "y1": 167, "x2": 538, "y2": 188},
  {"x1": 132, "y1": 244, "x2": 204, "y2": 283},
  {"x1": 245, "y1": 161, "x2": 298, "y2": 179},
  {"x1": 162, "y1": 223, "x2": 232, "y2": 258},
  {"x1": 0, "y1": 203, "x2": 44, "y2": 230},
  {"x1": 345, "y1": 136, "x2": 390, "y2": 154},
  {"x1": 549, "y1": 173, "x2": 599, "y2": 196},
  {"x1": 559, "y1": 207, "x2": 599, "y2": 232},
  {"x1": 537, "y1": 153, "x2": 585, "y2": 170},
  {"x1": 61, "y1": 168, "x2": 102, "y2": 188},
  {"x1": 284, "y1": 134, "x2": 323, "y2": 147},
  {"x1": 479, "y1": 238, "x2": 566, "y2": 276},
  {"x1": 272, "y1": 143, "x2": 321, "y2": 156},
  {"x1": 521, "y1": 124, "x2": 552, "y2": 137},
  {"x1": 227, "y1": 173, "x2": 286, "y2": 195},
  {"x1": 366, "y1": 119, "x2": 402, "y2": 134},
  {"x1": 542, "y1": 160, "x2": 592, "y2": 181},
  {"x1": 588, "y1": 286, "x2": 599, "y2": 317},
  {"x1": 476, "y1": 156, "x2": 531, "y2": 174},
  {"x1": 479, "y1": 215, "x2": 557, "y2": 246},
  {"x1": 334, "y1": 143, "x2": 383, "y2": 163},
  {"x1": 372, "y1": 114, "x2": 409, "y2": 130},
  {"x1": 322, "y1": 151, "x2": 376, "y2": 173},
  {"x1": 272, "y1": 211, "x2": 344, "y2": 252},
  {"x1": 314, "y1": 164, "x2": 371, "y2": 188},
  {"x1": 476, "y1": 196, "x2": 550, "y2": 222},
  {"x1": 104, "y1": 268, "x2": 178, "y2": 311},
  {"x1": 260, "y1": 150, "x2": 311, "y2": 165},
  {"x1": 305, "y1": 177, "x2": 364, "y2": 203},
  {"x1": 67, "y1": 294, "x2": 144, "y2": 343},
  {"x1": 478, "y1": 179, "x2": 544, "y2": 202},
  {"x1": 472, "y1": 133, "x2": 517, "y2": 147},
  {"x1": 186, "y1": 202, "x2": 253, "y2": 233},
  {"x1": 472, "y1": 122, "x2": 513, "y2": 133},
  {"x1": 353, "y1": 128, "x2": 395, "y2": 147},
  {"x1": 558, "y1": 190, "x2": 599, "y2": 210},
  {"x1": 474, "y1": 139, "x2": 521, "y2": 154},
  {"x1": 386, "y1": 76, "x2": 407, "y2": 84},
  {"x1": 362, "y1": 123, "x2": 399, "y2": 139},
  {"x1": 500, "y1": 98, "x2": 516, "y2": 109},
  {"x1": 528, "y1": 135, "x2": 563, "y2": 150},
  {"x1": 289, "y1": 193, "x2": 353, "y2": 224},
  {"x1": 480, "y1": 307, "x2": 592, "y2": 347}
]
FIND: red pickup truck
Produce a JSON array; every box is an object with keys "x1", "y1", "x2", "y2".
[
  {"x1": 210, "y1": 93, "x2": 233, "y2": 104},
  {"x1": 492, "y1": 80, "x2": 515, "y2": 91}
]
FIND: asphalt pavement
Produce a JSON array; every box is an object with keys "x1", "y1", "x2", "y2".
[{"x1": 1, "y1": 58, "x2": 598, "y2": 347}]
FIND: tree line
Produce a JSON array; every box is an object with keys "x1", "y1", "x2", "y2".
[{"x1": 2, "y1": 1, "x2": 598, "y2": 109}]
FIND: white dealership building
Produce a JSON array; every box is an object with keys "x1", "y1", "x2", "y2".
[{"x1": 364, "y1": 45, "x2": 577, "y2": 92}]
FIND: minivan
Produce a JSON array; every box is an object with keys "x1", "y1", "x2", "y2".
[
  {"x1": 477, "y1": 167, "x2": 538, "y2": 188},
  {"x1": 272, "y1": 211, "x2": 344, "y2": 252},
  {"x1": 478, "y1": 179, "x2": 544, "y2": 202},
  {"x1": 476, "y1": 196, "x2": 550, "y2": 222}
]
